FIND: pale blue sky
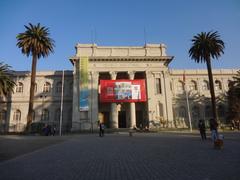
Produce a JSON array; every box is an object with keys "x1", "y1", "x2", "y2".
[{"x1": 0, "y1": 0, "x2": 239, "y2": 71}]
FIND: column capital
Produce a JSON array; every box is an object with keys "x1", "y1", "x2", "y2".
[
  {"x1": 146, "y1": 71, "x2": 153, "y2": 78},
  {"x1": 90, "y1": 71, "x2": 99, "y2": 78},
  {"x1": 128, "y1": 71, "x2": 135, "y2": 80},
  {"x1": 110, "y1": 71, "x2": 117, "y2": 80},
  {"x1": 162, "y1": 70, "x2": 170, "y2": 76}
]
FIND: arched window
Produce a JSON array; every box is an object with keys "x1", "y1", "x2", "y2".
[
  {"x1": 179, "y1": 106, "x2": 186, "y2": 118},
  {"x1": 16, "y1": 82, "x2": 23, "y2": 93},
  {"x1": 217, "y1": 105, "x2": 225, "y2": 117},
  {"x1": 13, "y1": 109, "x2": 21, "y2": 122},
  {"x1": 177, "y1": 81, "x2": 184, "y2": 92},
  {"x1": 215, "y1": 80, "x2": 222, "y2": 90},
  {"x1": 205, "y1": 105, "x2": 212, "y2": 118},
  {"x1": 55, "y1": 108, "x2": 61, "y2": 122},
  {"x1": 202, "y1": 80, "x2": 209, "y2": 91},
  {"x1": 192, "y1": 106, "x2": 200, "y2": 119},
  {"x1": 41, "y1": 109, "x2": 49, "y2": 121},
  {"x1": 0, "y1": 110, "x2": 7, "y2": 124},
  {"x1": 189, "y1": 80, "x2": 197, "y2": 91},
  {"x1": 43, "y1": 82, "x2": 51, "y2": 93},
  {"x1": 56, "y1": 82, "x2": 62, "y2": 93}
]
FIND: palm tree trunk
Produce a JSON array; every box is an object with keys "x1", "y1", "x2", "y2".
[
  {"x1": 206, "y1": 58, "x2": 218, "y2": 125},
  {"x1": 26, "y1": 55, "x2": 37, "y2": 131}
]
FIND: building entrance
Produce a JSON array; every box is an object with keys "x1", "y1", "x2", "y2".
[
  {"x1": 136, "y1": 110, "x2": 144, "y2": 128},
  {"x1": 101, "y1": 112, "x2": 110, "y2": 128},
  {"x1": 118, "y1": 111, "x2": 126, "y2": 128}
]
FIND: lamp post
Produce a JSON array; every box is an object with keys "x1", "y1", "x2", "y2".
[
  {"x1": 59, "y1": 70, "x2": 65, "y2": 136},
  {"x1": 185, "y1": 89, "x2": 192, "y2": 132}
]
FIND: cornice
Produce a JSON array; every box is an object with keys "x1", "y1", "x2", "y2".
[{"x1": 70, "y1": 56, "x2": 174, "y2": 66}]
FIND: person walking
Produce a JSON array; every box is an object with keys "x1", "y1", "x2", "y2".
[
  {"x1": 198, "y1": 119, "x2": 207, "y2": 140},
  {"x1": 209, "y1": 118, "x2": 218, "y2": 141},
  {"x1": 52, "y1": 126, "x2": 56, "y2": 136},
  {"x1": 99, "y1": 122, "x2": 105, "y2": 137}
]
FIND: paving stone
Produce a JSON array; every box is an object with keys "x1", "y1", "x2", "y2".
[{"x1": 0, "y1": 132, "x2": 239, "y2": 180}]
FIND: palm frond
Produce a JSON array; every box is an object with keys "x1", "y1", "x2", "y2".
[
  {"x1": 16, "y1": 23, "x2": 55, "y2": 59},
  {"x1": 0, "y1": 62, "x2": 16, "y2": 96},
  {"x1": 189, "y1": 31, "x2": 225, "y2": 63}
]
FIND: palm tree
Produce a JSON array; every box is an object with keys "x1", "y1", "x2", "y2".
[
  {"x1": 189, "y1": 31, "x2": 225, "y2": 125},
  {"x1": 16, "y1": 23, "x2": 55, "y2": 130},
  {"x1": 227, "y1": 70, "x2": 240, "y2": 121},
  {"x1": 0, "y1": 62, "x2": 16, "y2": 96}
]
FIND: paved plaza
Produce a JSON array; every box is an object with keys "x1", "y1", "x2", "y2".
[{"x1": 0, "y1": 132, "x2": 239, "y2": 180}]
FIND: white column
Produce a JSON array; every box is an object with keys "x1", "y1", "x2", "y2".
[
  {"x1": 128, "y1": 71, "x2": 136, "y2": 129},
  {"x1": 111, "y1": 103, "x2": 118, "y2": 128},
  {"x1": 71, "y1": 59, "x2": 81, "y2": 131},
  {"x1": 145, "y1": 71, "x2": 154, "y2": 128},
  {"x1": 160, "y1": 72, "x2": 167, "y2": 120},
  {"x1": 90, "y1": 71, "x2": 99, "y2": 130},
  {"x1": 110, "y1": 71, "x2": 118, "y2": 129},
  {"x1": 162, "y1": 71, "x2": 174, "y2": 128},
  {"x1": 130, "y1": 102, "x2": 136, "y2": 128}
]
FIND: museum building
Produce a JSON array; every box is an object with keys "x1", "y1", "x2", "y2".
[{"x1": 0, "y1": 44, "x2": 237, "y2": 132}]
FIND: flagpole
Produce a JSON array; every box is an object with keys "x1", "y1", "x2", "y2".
[
  {"x1": 183, "y1": 71, "x2": 192, "y2": 132},
  {"x1": 59, "y1": 70, "x2": 65, "y2": 136}
]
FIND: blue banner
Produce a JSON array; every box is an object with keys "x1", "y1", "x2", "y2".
[{"x1": 79, "y1": 57, "x2": 89, "y2": 111}]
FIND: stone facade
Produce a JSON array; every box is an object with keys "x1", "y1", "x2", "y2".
[
  {"x1": 170, "y1": 69, "x2": 236, "y2": 128},
  {"x1": 0, "y1": 44, "x2": 237, "y2": 132},
  {"x1": 70, "y1": 44, "x2": 174, "y2": 131},
  {"x1": 0, "y1": 71, "x2": 73, "y2": 132}
]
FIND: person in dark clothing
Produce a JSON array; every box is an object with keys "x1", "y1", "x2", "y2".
[
  {"x1": 198, "y1": 119, "x2": 207, "y2": 140},
  {"x1": 43, "y1": 124, "x2": 48, "y2": 136},
  {"x1": 236, "y1": 119, "x2": 240, "y2": 130},
  {"x1": 231, "y1": 120, "x2": 235, "y2": 130},
  {"x1": 99, "y1": 122, "x2": 105, "y2": 137},
  {"x1": 52, "y1": 126, "x2": 56, "y2": 136}
]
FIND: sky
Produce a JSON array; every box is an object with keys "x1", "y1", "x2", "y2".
[{"x1": 0, "y1": 0, "x2": 240, "y2": 71}]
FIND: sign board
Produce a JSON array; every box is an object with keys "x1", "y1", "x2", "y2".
[
  {"x1": 100, "y1": 79, "x2": 147, "y2": 102},
  {"x1": 79, "y1": 57, "x2": 89, "y2": 111}
]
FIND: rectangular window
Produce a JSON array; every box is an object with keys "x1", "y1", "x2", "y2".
[{"x1": 155, "y1": 78, "x2": 162, "y2": 94}]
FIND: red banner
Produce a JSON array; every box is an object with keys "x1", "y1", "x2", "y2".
[{"x1": 100, "y1": 79, "x2": 147, "y2": 102}]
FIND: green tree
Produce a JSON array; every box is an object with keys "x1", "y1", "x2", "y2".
[
  {"x1": 16, "y1": 23, "x2": 55, "y2": 129},
  {"x1": 189, "y1": 31, "x2": 225, "y2": 125},
  {"x1": 0, "y1": 62, "x2": 16, "y2": 96},
  {"x1": 227, "y1": 70, "x2": 240, "y2": 121}
]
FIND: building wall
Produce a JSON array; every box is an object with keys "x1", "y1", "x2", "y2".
[
  {"x1": 70, "y1": 44, "x2": 174, "y2": 131},
  {"x1": 170, "y1": 69, "x2": 237, "y2": 128},
  {"x1": 69, "y1": 44, "x2": 238, "y2": 131},
  {"x1": 0, "y1": 44, "x2": 238, "y2": 132},
  {"x1": 0, "y1": 71, "x2": 73, "y2": 133}
]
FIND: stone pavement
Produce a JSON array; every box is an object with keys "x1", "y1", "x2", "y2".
[
  {"x1": 0, "y1": 132, "x2": 240, "y2": 180},
  {"x1": 0, "y1": 135, "x2": 69, "y2": 162}
]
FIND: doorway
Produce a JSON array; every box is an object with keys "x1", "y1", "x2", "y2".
[
  {"x1": 101, "y1": 112, "x2": 110, "y2": 128},
  {"x1": 136, "y1": 110, "x2": 144, "y2": 128},
  {"x1": 118, "y1": 111, "x2": 126, "y2": 128}
]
